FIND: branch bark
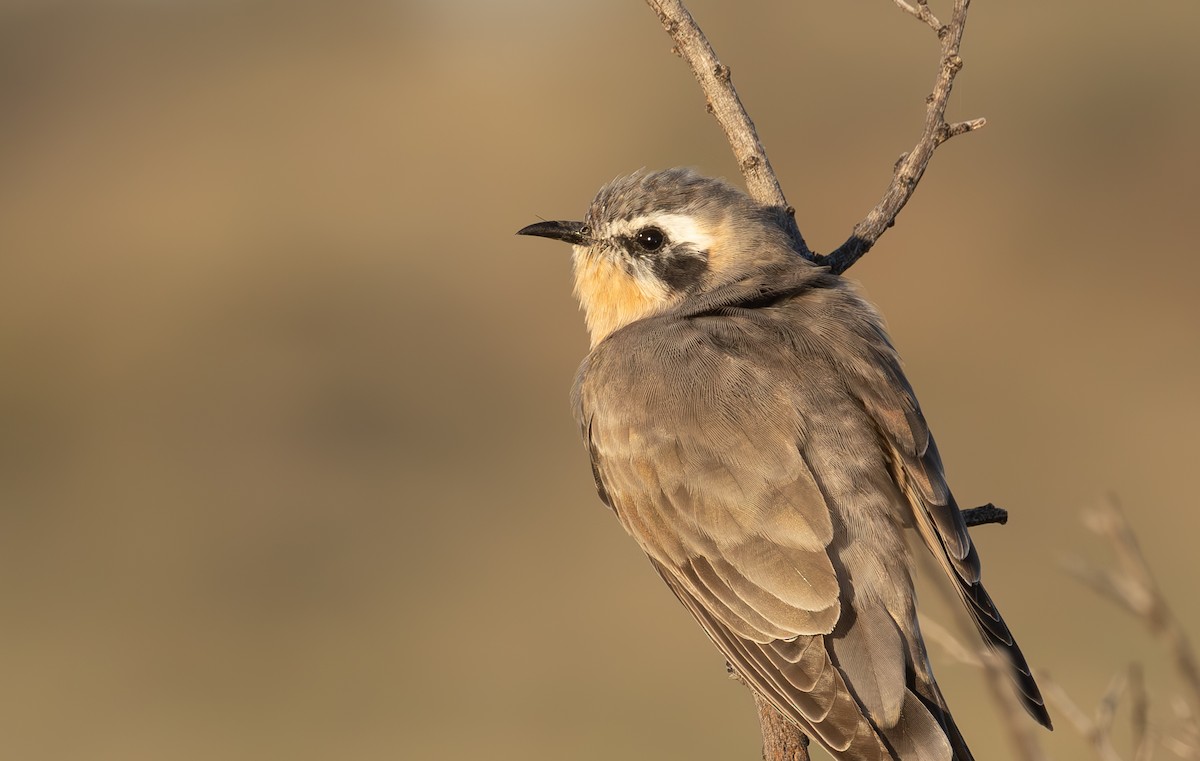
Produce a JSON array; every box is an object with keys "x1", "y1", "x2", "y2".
[
  {"x1": 755, "y1": 693, "x2": 811, "y2": 761},
  {"x1": 962, "y1": 502, "x2": 1008, "y2": 527}
]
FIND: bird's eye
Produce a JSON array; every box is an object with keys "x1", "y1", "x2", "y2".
[{"x1": 634, "y1": 227, "x2": 666, "y2": 252}]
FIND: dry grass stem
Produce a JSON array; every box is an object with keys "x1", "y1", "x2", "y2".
[
  {"x1": 1130, "y1": 664, "x2": 1155, "y2": 761},
  {"x1": 1164, "y1": 697, "x2": 1200, "y2": 758},
  {"x1": 1041, "y1": 671, "x2": 1126, "y2": 761},
  {"x1": 1097, "y1": 669, "x2": 1131, "y2": 738},
  {"x1": 918, "y1": 612, "x2": 982, "y2": 667},
  {"x1": 1064, "y1": 497, "x2": 1200, "y2": 711}
]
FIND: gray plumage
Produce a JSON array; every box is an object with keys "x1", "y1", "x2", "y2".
[{"x1": 518, "y1": 168, "x2": 1052, "y2": 761}]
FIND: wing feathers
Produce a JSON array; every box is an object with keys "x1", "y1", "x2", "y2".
[
  {"x1": 828, "y1": 604, "x2": 907, "y2": 727},
  {"x1": 882, "y1": 693, "x2": 954, "y2": 761},
  {"x1": 658, "y1": 563, "x2": 892, "y2": 759},
  {"x1": 572, "y1": 268, "x2": 1050, "y2": 759},
  {"x1": 678, "y1": 559, "x2": 798, "y2": 642},
  {"x1": 718, "y1": 540, "x2": 842, "y2": 612}
]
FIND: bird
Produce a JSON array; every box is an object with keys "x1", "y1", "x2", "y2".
[{"x1": 517, "y1": 168, "x2": 1052, "y2": 760}]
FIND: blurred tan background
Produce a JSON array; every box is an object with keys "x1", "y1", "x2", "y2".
[{"x1": 1, "y1": 1, "x2": 1197, "y2": 759}]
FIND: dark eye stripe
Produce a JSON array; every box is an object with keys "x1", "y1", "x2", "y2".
[{"x1": 655, "y1": 251, "x2": 709, "y2": 292}]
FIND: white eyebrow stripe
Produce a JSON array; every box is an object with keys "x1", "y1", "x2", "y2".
[{"x1": 616, "y1": 214, "x2": 714, "y2": 252}]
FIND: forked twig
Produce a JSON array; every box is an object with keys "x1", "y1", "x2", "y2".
[
  {"x1": 821, "y1": 0, "x2": 984, "y2": 275},
  {"x1": 644, "y1": 0, "x2": 985, "y2": 276}
]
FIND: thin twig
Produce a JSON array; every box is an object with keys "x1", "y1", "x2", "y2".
[
  {"x1": 1097, "y1": 669, "x2": 1131, "y2": 742},
  {"x1": 818, "y1": 0, "x2": 986, "y2": 275},
  {"x1": 643, "y1": 0, "x2": 810, "y2": 256},
  {"x1": 962, "y1": 502, "x2": 1008, "y2": 527},
  {"x1": 1063, "y1": 496, "x2": 1200, "y2": 711},
  {"x1": 892, "y1": 0, "x2": 944, "y2": 33}
]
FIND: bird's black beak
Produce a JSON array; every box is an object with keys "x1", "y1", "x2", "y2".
[{"x1": 516, "y1": 220, "x2": 589, "y2": 246}]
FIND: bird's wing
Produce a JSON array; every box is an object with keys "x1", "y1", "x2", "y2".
[
  {"x1": 834, "y1": 295, "x2": 1053, "y2": 730},
  {"x1": 574, "y1": 300, "x2": 949, "y2": 759}
]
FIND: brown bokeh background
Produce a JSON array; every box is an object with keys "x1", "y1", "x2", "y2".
[{"x1": 2, "y1": 1, "x2": 1198, "y2": 759}]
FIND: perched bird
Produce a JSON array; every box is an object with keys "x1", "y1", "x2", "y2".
[{"x1": 518, "y1": 168, "x2": 1051, "y2": 760}]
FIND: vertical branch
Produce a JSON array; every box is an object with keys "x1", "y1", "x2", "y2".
[
  {"x1": 643, "y1": 0, "x2": 810, "y2": 256},
  {"x1": 636, "y1": 3, "x2": 992, "y2": 759},
  {"x1": 755, "y1": 693, "x2": 812, "y2": 761}
]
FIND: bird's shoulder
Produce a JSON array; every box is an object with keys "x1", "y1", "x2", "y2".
[{"x1": 572, "y1": 261, "x2": 884, "y2": 422}]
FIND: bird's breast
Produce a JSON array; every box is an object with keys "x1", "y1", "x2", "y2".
[{"x1": 572, "y1": 249, "x2": 672, "y2": 347}]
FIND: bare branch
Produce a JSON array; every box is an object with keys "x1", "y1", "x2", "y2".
[
  {"x1": 643, "y1": 0, "x2": 809, "y2": 256},
  {"x1": 755, "y1": 693, "x2": 812, "y2": 761},
  {"x1": 819, "y1": 0, "x2": 985, "y2": 275},
  {"x1": 645, "y1": 0, "x2": 985, "y2": 278}
]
